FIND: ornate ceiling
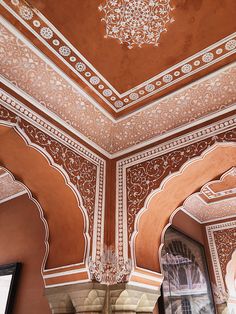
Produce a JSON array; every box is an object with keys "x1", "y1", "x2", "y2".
[
  {"x1": 0, "y1": 168, "x2": 26, "y2": 203},
  {"x1": 183, "y1": 168, "x2": 236, "y2": 223},
  {"x1": 0, "y1": 0, "x2": 236, "y2": 157},
  {"x1": 1, "y1": 0, "x2": 236, "y2": 116}
]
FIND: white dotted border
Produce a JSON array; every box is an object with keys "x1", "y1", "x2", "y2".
[
  {"x1": 4, "y1": 0, "x2": 236, "y2": 111},
  {"x1": 117, "y1": 117, "x2": 236, "y2": 260},
  {"x1": 0, "y1": 90, "x2": 106, "y2": 261},
  {"x1": 206, "y1": 220, "x2": 236, "y2": 292}
]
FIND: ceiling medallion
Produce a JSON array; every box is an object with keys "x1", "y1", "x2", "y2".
[{"x1": 99, "y1": 0, "x2": 174, "y2": 49}]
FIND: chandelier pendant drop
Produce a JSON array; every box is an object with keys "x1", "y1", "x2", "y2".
[{"x1": 99, "y1": 0, "x2": 175, "y2": 49}]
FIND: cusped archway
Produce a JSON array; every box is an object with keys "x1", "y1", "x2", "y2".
[
  {"x1": 132, "y1": 143, "x2": 236, "y2": 273},
  {"x1": 0, "y1": 124, "x2": 87, "y2": 272}
]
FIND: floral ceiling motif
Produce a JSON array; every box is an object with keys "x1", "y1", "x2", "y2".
[
  {"x1": 99, "y1": 0, "x2": 174, "y2": 49},
  {"x1": 1, "y1": 24, "x2": 236, "y2": 155},
  {"x1": 1, "y1": 0, "x2": 236, "y2": 113},
  {"x1": 116, "y1": 126, "x2": 236, "y2": 261}
]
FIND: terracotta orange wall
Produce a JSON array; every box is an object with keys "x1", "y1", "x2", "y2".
[
  {"x1": 172, "y1": 210, "x2": 204, "y2": 244},
  {"x1": 0, "y1": 194, "x2": 50, "y2": 313},
  {"x1": 0, "y1": 126, "x2": 86, "y2": 268},
  {"x1": 172, "y1": 210, "x2": 216, "y2": 285},
  {"x1": 203, "y1": 216, "x2": 236, "y2": 287}
]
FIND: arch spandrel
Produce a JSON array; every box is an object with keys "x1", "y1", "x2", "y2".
[
  {"x1": 133, "y1": 144, "x2": 236, "y2": 273},
  {"x1": 0, "y1": 124, "x2": 86, "y2": 269}
]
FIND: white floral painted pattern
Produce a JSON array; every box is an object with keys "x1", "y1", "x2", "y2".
[
  {"x1": 1, "y1": 25, "x2": 236, "y2": 154},
  {"x1": 99, "y1": 0, "x2": 174, "y2": 49}
]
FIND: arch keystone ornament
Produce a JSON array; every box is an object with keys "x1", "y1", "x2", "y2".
[{"x1": 99, "y1": 0, "x2": 174, "y2": 49}]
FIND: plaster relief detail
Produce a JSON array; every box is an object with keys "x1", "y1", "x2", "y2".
[
  {"x1": 0, "y1": 91, "x2": 106, "y2": 261},
  {"x1": 117, "y1": 122, "x2": 236, "y2": 259},
  {"x1": 1, "y1": 23, "x2": 236, "y2": 154},
  {"x1": 182, "y1": 167, "x2": 236, "y2": 223},
  {"x1": 125, "y1": 129, "x2": 236, "y2": 239},
  {"x1": 184, "y1": 195, "x2": 236, "y2": 223},
  {"x1": 89, "y1": 246, "x2": 132, "y2": 285},
  {"x1": 206, "y1": 221, "x2": 236, "y2": 293},
  {"x1": 99, "y1": 0, "x2": 174, "y2": 49},
  {"x1": 201, "y1": 167, "x2": 236, "y2": 202},
  {"x1": 1, "y1": 0, "x2": 236, "y2": 112},
  {"x1": 0, "y1": 168, "x2": 26, "y2": 202}
]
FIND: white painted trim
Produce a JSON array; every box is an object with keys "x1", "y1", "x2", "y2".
[
  {"x1": 181, "y1": 200, "x2": 236, "y2": 225},
  {"x1": 127, "y1": 281, "x2": 161, "y2": 291},
  {"x1": 125, "y1": 143, "x2": 236, "y2": 268},
  {"x1": 120, "y1": 33, "x2": 236, "y2": 96},
  {"x1": 0, "y1": 172, "x2": 8, "y2": 179},
  {"x1": 111, "y1": 103, "x2": 236, "y2": 158},
  {"x1": 43, "y1": 268, "x2": 88, "y2": 279},
  {"x1": 0, "y1": 89, "x2": 107, "y2": 263},
  {"x1": 1, "y1": 2, "x2": 235, "y2": 114},
  {"x1": 3, "y1": 74, "x2": 236, "y2": 159},
  {"x1": 226, "y1": 250, "x2": 236, "y2": 299},
  {"x1": 43, "y1": 262, "x2": 85, "y2": 273},
  {"x1": 0, "y1": 119, "x2": 91, "y2": 264},
  {"x1": 45, "y1": 278, "x2": 91, "y2": 289},
  {"x1": 117, "y1": 134, "x2": 236, "y2": 261},
  {"x1": 1, "y1": 14, "x2": 235, "y2": 120},
  {"x1": 0, "y1": 190, "x2": 27, "y2": 204},
  {"x1": 118, "y1": 50, "x2": 236, "y2": 111},
  {"x1": 131, "y1": 271, "x2": 163, "y2": 283},
  {"x1": 0, "y1": 16, "x2": 117, "y2": 122},
  {"x1": 1, "y1": 38, "x2": 236, "y2": 158},
  {"x1": 0, "y1": 89, "x2": 106, "y2": 163},
  {"x1": 206, "y1": 221, "x2": 236, "y2": 293},
  {"x1": 0, "y1": 75, "x2": 112, "y2": 158},
  {"x1": 135, "y1": 266, "x2": 164, "y2": 277},
  {"x1": 202, "y1": 214, "x2": 236, "y2": 224},
  {"x1": 117, "y1": 116, "x2": 236, "y2": 167},
  {"x1": 180, "y1": 208, "x2": 202, "y2": 224},
  {"x1": 0, "y1": 167, "x2": 50, "y2": 281}
]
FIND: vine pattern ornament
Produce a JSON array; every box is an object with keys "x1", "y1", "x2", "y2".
[
  {"x1": 125, "y1": 128, "x2": 236, "y2": 240},
  {"x1": 99, "y1": 0, "x2": 174, "y2": 48},
  {"x1": 89, "y1": 246, "x2": 132, "y2": 285},
  {"x1": 1, "y1": 8, "x2": 236, "y2": 113},
  {"x1": 212, "y1": 227, "x2": 236, "y2": 280},
  {"x1": 116, "y1": 120, "x2": 236, "y2": 260},
  {"x1": 206, "y1": 221, "x2": 236, "y2": 292},
  {"x1": 0, "y1": 91, "x2": 106, "y2": 261}
]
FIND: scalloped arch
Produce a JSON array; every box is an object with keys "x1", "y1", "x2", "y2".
[
  {"x1": 131, "y1": 142, "x2": 236, "y2": 272},
  {"x1": 0, "y1": 123, "x2": 87, "y2": 269}
]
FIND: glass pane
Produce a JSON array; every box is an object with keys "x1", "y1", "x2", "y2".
[
  {"x1": 161, "y1": 228, "x2": 215, "y2": 314},
  {"x1": 0, "y1": 274, "x2": 13, "y2": 313}
]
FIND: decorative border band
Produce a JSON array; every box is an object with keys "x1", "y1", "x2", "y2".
[
  {"x1": 117, "y1": 117, "x2": 236, "y2": 260},
  {"x1": 0, "y1": 89, "x2": 106, "y2": 263},
  {"x1": 1, "y1": 0, "x2": 236, "y2": 112},
  {"x1": 206, "y1": 220, "x2": 236, "y2": 292}
]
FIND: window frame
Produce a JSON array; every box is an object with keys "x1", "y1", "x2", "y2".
[{"x1": 0, "y1": 262, "x2": 21, "y2": 314}]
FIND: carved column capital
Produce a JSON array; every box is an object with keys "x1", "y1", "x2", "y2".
[
  {"x1": 45, "y1": 282, "x2": 107, "y2": 314},
  {"x1": 46, "y1": 293, "x2": 74, "y2": 314},
  {"x1": 69, "y1": 283, "x2": 106, "y2": 313},
  {"x1": 110, "y1": 283, "x2": 161, "y2": 313}
]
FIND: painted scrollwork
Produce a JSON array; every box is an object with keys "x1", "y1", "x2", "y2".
[
  {"x1": 213, "y1": 227, "x2": 236, "y2": 280},
  {"x1": 99, "y1": 0, "x2": 174, "y2": 48},
  {"x1": 89, "y1": 246, "x2": 132, "y2": 285},
  {"x1": 0, "y1": 103, "x2": 97, "y2": 237},
  {"x1": 126, "y1": 129, "x2": 236, "y2": 239}
]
